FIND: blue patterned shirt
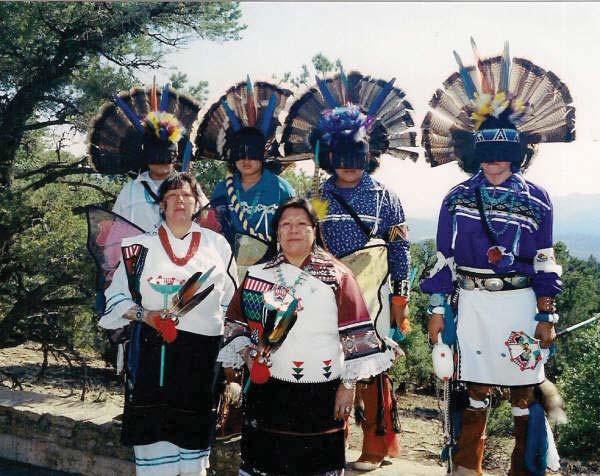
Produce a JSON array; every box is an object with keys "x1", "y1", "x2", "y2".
[{"x1": 318, "y1": 172, "x2": 410, "y2": 285}]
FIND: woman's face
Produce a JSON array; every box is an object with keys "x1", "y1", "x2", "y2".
[
  {"x1": 161, "y1": 182, "x2": 197, "y2": 227},
  {"x1": 277, "y1": 207, "x2": 316, "y2": 259}
]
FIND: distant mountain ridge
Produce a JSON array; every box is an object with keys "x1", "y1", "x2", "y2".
[{"x1": 407, "y1": 193, "x2": 600, "y2": 259}]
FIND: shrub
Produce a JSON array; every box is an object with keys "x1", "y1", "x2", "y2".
[{"x1": 557, "y1": 324, "x2": 600, "y2": 458}]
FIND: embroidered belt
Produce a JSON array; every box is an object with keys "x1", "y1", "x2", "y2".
[{"x1": 457, "y1": 270, "x2": 531, "y2": 292}]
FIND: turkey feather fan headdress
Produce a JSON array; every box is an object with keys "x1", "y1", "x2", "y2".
[
  {"x1": 89, "y1": 81, "x2": 201, "y2": 175},
  {"x1": 281, "y1": 70, "x2": 418, "y2": 174},
  {"x1": 421, "y1": 38, "x2": 575, "y2": 174},
  {"x1": 194, "y1": 76, "x2": 298, "y2": 172}
]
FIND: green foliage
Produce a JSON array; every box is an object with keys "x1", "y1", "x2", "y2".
[
  {"x1": 0, "y1": 1, "x2": 245, "y2": 185},
  {"x1": 281, "y1": 165, "x2": 312, "y2": 197},
  {"x1": 389, "y1": 325, "x2": 433, "y2": 390},
  {"x1": 0, "y1": 152, "x2": 121, "y2": 349},
  {"x1": 388, "y1": 241, "x2": 437, "y2": 390},
  {"x1": 276, "y1": 52, "x2": 342, "y2": 88},
  {"x1": 169, "y1": 72, "x2": 209, "y2": 107},
  {"x1": 557, "y1": 321, "x2": 600, "y2": 458},
  {"x1": 487, "y1": 399, "x2": 513, "y2": 437},
  {"x1": 193, "y1": 160, "x2": 228, "y2": 198},
  {"x1": 312, "y1": 53, "x2": 335, "y2": 76}
]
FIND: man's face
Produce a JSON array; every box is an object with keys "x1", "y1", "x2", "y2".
[
  {"x1": 148, "y1": 163, "x2": 174, "y2": 180},
  {"x1": 480, "y1": 161, "x2": 512, "y2": 177},
  {"x1": 235, "y1": 158, "x2": 263, "y2": 178},
  {"x1": 335, "y1": 168, "x2": 363, "y2": 185}
]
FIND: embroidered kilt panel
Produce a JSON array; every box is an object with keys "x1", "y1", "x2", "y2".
[
  {"x1": 122, "y1": 327, "x2": 221, "y2": 449},
  {"x1": 241, "y1": 378, "x2": 345, "y2": 474}
]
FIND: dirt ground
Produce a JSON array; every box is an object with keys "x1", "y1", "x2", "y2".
[{"x1": 1, "y1": 343, "x2": 598, "y2": 476}]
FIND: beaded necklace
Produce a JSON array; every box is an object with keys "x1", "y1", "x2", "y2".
[
  {"x1": 481, "y1": 185, "x2": 517, "y2": 237},
  {"x1": 274, "y1": 261, "x2": 309, "y2": 297},
  {"x1": 158, "y1": 225, "x2": 201, "y2": 266}
]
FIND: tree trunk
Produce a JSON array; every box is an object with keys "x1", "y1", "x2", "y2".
[{"x1": 0, "y1": 84, "x2": 43, "y2": 187}]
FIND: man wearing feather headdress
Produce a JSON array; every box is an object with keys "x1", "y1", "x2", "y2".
[
  {"x1": 420, "y1": 39, "x2": 574, "y2": 476},
  {"x1": 281, "y1": 72, "x2": 418, "y2": 471},
  {"x1": 196, "y1": 77, "x2": 297, "y2": 260},
  {"x1": 209, "y1": 125, "x2": 296, "y2": 250}
]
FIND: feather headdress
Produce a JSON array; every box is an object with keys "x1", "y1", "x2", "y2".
[
  {"x1": 195, "y1": 76, "x2": 295, "y2": 171},
  {"x1": 281, "y1": 70, "x2": 418, "y2": 173},
  {"x1": 89, "y1": 81, "x2": 201, "y2": 175},
  {"x1": 422, "y1": 38, "x2": 575, "y2": 173}
]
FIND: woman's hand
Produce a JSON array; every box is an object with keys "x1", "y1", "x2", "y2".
[
  {"x1": 334, "y1": 383, "x2": 355, "y2": 421},
  {"x1": 242, "y1": 346, "x2": 256, "y2": 371},
  {"x1": 125, "y1": 306, "x2": 160, "y2": 329},
  {"x1": 428, "y1": 314, "x2": 444, "y2": 344},
  {"x1": 223, "y1": 367, "x2": 238, "y2": 383},
  {"x1": 143, "y1": 310, "x2": 161, "y2": 329}
]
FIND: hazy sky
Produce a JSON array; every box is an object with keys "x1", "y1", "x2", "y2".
[{"x1": 137, "y1": 2, "x2": 599, "y2": 217}]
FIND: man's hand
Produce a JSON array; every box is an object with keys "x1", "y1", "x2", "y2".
[
  {"x1": 391, "y1": 302, "x2": 410, "y2": 333},
  {"x1": 428, "y1": 314, "x2": 444, "y2": 344},
  {"x1": 535, "y1": 321, "x2": 556, "y2": 348},
  {"x1": 334, "y1": 384, "x2": 355, "y2": 421}
]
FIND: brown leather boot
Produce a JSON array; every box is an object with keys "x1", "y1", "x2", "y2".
[
  {"x1": 509, "y1": 386, "x2": 539, "y2": 476},
  {"x1": 452, "y1": 408, "x2": 487, "y2": 476},
  {"x1": 509, "y1": 415, "x2": 537, "y2": 476}
]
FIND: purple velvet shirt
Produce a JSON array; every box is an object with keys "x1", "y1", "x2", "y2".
[{"x1": 420, "y1": 171, "x2": 562, "y2": 297}]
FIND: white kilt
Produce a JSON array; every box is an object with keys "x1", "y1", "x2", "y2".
[{"x1": 456, "y1": 287, "x2": 548, "y2": 386}]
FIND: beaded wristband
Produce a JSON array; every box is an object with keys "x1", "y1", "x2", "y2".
[
  {"x1": 392, "y1": 279, "x2": 411, "y2": 298},
  {"x1": 534, "y1": 312, "x2": 560, "y2": 324}
]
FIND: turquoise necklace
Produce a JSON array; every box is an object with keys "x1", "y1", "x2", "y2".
[
  {"x1": 481, "y1": 185, "x2": 517, "y2": 237},
  {"x1": 274, "y1": 262, "x2": 309, "y2": 297}
]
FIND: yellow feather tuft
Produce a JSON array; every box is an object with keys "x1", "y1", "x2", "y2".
[{"x1": 311, "y1": 198, "x2": 329, "y2": 221}]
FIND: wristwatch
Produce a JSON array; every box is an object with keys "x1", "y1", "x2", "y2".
[
  {"x1": 342, "y1": 379, "x2": 357, "y2": 390},
  {"x1": 135, "y1": 305, "x2": 144, "y2": 321}
]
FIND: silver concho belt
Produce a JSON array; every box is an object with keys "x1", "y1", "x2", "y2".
[{"x1": 457, "y1": 272, "x2": 531, "y2": 292}]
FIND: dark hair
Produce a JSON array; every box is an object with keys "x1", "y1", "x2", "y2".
[
  {"x1": 265, "y1": 197, "x2": 324, "y2": 258},
  {"x1": 158, "y1": 172, "x2": 203, "y2": 219}
]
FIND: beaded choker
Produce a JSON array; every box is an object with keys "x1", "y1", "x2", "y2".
[{"x1": 158, "y1": 225, "x2": 201, "y2": 266}]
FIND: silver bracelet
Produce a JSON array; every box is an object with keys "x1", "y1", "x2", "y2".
[{"x1": 342, "y1": 379, "x2": 357, "y2": 390}]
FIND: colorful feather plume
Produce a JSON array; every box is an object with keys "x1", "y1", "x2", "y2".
[
  {"x1": 421, "y1": 39, "x2": 576, "y2": 173},
  {"x1": 195, "y1": 78, "x2": 294, "y2": 165},
  {"x1": 145, "y1": 111, "x2": 185, "y2": 144},
  {"x1": 281, "y1": 70, "x2": 418, "y2": 166},
  {"x1": 89, "y1": 84, "x2": 201, "y2": 175}
]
